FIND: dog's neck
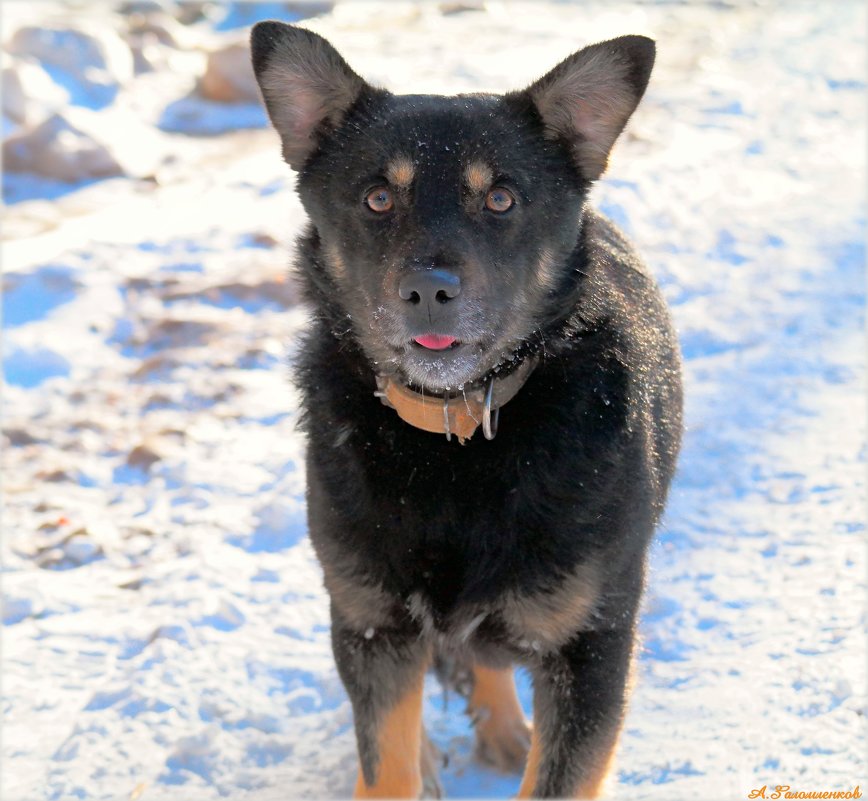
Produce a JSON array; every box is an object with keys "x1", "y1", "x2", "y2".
[{"x1": 375, "y1": 353, "x2": 540, "y2": 444}]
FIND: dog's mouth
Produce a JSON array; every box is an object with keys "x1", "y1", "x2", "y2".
[
  {"x1": 412, "y1": 335, "x2": 460, "y2": 351},
  {"x1": 384, "y1": 333, "x2": 486, "y2": 390},
  {"x1": 371, "y1": 307, "x2": 515, "y2": 390}
]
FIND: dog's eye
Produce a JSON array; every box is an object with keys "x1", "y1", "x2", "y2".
[
  {"x1": 365, "y1": 187, "x2": 394, "y2": 213},
  {"x1": 485, "y1": 187, "x2": 515, "y2": 213}
]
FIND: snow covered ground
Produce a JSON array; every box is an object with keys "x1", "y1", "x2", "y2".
[{"x1": 2, "y1": 2, "x2": 865, "y2": 799}]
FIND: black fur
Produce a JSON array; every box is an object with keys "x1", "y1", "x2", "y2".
[{"x1": 252, "y1": 20, "x2": 682, "y2": 798}]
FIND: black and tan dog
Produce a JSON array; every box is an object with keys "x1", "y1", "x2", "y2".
[{"x1": 251, "y1": 21, "x2": 682, "y2": 799}]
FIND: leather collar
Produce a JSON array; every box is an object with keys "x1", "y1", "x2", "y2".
[{"x1": 375, "y1": 354, "x2": 540, "y2": 444}]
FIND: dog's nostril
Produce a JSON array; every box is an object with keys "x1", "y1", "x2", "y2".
[{"x1": 398, "y1": 269, "x2": 461, "y2": 306}]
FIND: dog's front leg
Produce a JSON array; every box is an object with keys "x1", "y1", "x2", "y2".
[
  {"x1": 517, "y1": 627, "x2": 636, "y2": 799},
  {"x1": 331, "y1": 612, "x2": 431, "y2": 799}
]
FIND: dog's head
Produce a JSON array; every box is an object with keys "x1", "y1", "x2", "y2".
[{"x1": 251, "y1": 23, "x2": 653, "y2": 391}]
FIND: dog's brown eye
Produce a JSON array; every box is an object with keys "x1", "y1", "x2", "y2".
[
  {"x1": 485, "y1": 187, "x2": 514, "y2": 213},
  {"x1": 365, "y1": 187, "x2": 394, "y2": 213}
]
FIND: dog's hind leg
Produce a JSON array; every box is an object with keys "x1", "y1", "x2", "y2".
[
  {"x1": 516, "y1": 627, "x2": 636, "y2": 799},
  {"x1": 469, "y1": 665, "x2": 531, "y2": 774},
  {"x1": 331, "y1": 614, "x2": 430, "y2": 799}
]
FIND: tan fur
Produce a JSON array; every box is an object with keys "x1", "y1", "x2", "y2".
[
  {"x1": 534, "y1": 247, "x2": 560, "y2": 292},
  {"x1": 516, "y1": 727, "x2": 542, "y2": 798},
  {"x1": 322, "y1": 567, "x2": 394, "y2": 630},
  {"x1": 354, "y1": 676, "x2": 425, "y2": 799},
  {"x1": 324, "y1": 242, "x2": 347, "y2": 280},
  {"x1": 386, "y1": 156, "x2": 415, "y2": 189},
  {"x1": 502, "y1": 561, "x2": 600, "y2": 651},
  {"x1": 517, "y1": 724, "x2": 619, "y2": 799},
  {"x1": 464, "y1": 160, "x2": 493, "y2": 193},
  {"x1": 406, "y1": 591, "x2": 436, "y2": 639},
  {"x1": 470, "y1": 665, "x2": 531, "y2": 773},
  {"x1": 529, "y1": 48, "x2": 637, "y2": 180},
  {"x1": 573, "y1": 739, "x2": 619, "y2": 799}
]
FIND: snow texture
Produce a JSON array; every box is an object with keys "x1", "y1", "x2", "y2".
[{"x1": 2, "y1": 2, "x2": 865, "y2": 800}]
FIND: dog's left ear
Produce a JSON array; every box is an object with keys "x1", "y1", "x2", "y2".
[{"x1": 522, "y1": 36, "x2": 655, "y2": 181}]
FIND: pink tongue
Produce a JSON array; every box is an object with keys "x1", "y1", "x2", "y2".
[{"x1": 414, "y1": 334, "x2": 457, "y2": 350}]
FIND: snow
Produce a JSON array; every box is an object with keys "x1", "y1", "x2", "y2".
[{"x1": 2, "y1": 2, "x2": 865, "y2": 800}]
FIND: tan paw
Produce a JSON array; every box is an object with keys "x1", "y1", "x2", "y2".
[{"x1": 474, "y1": 713, "x2": 531, "y2": 774}]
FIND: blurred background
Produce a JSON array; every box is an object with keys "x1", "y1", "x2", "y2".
[{"x1": 2, "y1": 2, "x2": 865, "y2": 800}]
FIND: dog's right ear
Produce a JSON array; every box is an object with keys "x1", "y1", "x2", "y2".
[
  {"x1": 250, "y1": 22, "x2": 367, "y2": 170},
  {"x1": 522, "y1": 36, "x2": 655, "y2": 181}
]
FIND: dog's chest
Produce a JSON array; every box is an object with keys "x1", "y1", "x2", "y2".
[
  {"x1": 404, "y1": 588, "x2": 527, "y2": 664},
  {"x1": 399, "y1": 544, "x2": 601, "y2": 660}
]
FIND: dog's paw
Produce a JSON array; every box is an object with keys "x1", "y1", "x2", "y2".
[
  {"x1": 474, "y1": 713, "x2": 531, "y2": 774},
  {"x1": 420, "y1": 726, "x2": 444, "y2": 799}
]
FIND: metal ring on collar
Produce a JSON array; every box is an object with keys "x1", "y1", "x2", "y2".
[
  {"x1": 482, "y1": 379, "x2": 499, "y2": 440},
  {"x1": 443, "y1": 396, "x2": 452, "y2": 442}
]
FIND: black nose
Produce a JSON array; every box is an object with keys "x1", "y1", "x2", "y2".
[{"x1": 398, "y1": 269, "x2": 461, "y2": 306}]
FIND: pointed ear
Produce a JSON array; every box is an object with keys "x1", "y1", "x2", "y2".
[
  {"x1": 250, "y1": 21, "x2": 367, "y2": 170},
  {"x1": 525, "y1": 35, "x2": 655, "y2": 181}
]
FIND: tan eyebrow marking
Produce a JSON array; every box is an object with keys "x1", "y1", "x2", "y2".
[
  {"x1": 386, "y1": 156, "x2": 415, "y2": 188},
  {"x1": 464, "y1": 160, "x2": 493, "y2": 193}
]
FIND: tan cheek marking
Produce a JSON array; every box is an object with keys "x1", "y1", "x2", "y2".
[
  {"x1": 324, "y1": 243, "x2": 347, "y2": 280},
  {"x1": 386, "y1": 156, "x2": 415, "y2": 189},
  {"x1": 465, "y1": 160, "x2": 494, "y2": 194},
  {"x1": 354, "y1": 676, "x2": 425, "y2": 799},
  {"x1": 502, "y1": 561, "x2": 601, "y2": 650},
  {"x1": 534, "y1": 247, "x2": 560, "y2": 292}
]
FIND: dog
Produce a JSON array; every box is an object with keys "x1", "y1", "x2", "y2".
[{"x1": 250, "y1": 20, "x2": 682, "y2": 799}]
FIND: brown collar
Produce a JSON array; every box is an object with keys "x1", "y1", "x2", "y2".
[{"x1": 375, "y1": 354, "x2": 540, "y2": 444}]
